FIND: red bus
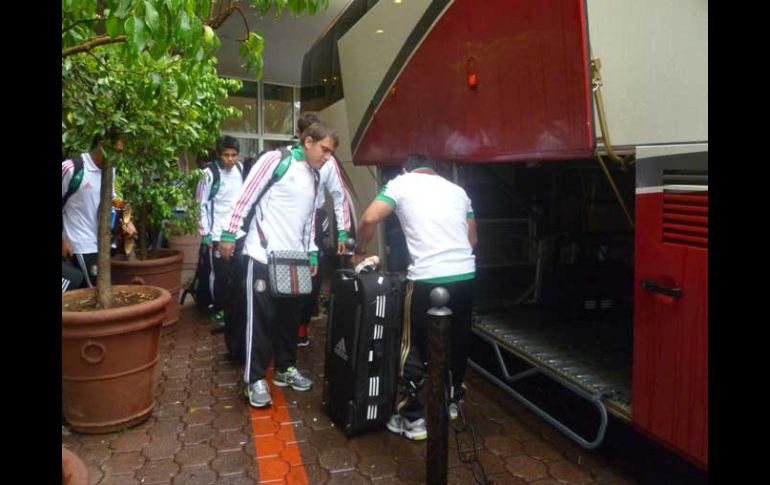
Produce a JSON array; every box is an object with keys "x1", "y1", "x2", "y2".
[{"x1": 302, "y1": 0, "x2": 708, "y2": 470}]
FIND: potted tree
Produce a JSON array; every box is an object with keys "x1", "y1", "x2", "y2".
[
  {"x1": 61, "y1": 0, "x2": 328, "y2": 433},
  {"x1": 106, "y1": 54, "x2": 241, "y2": 326}
]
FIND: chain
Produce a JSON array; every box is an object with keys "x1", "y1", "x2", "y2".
[{"x1": 446, "y1": 379, "x2": 493, "y2": 484}]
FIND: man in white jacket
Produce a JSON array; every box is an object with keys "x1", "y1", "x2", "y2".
[
  {"x1": 195, "y1": 136, "x2": 244, "y2": 323},
  {"x1": 219, "y1": 121, "x2": 338, "y2": 408},
  {"x1": 294, "y1": 112, "x2": 352, "y2": 347}
]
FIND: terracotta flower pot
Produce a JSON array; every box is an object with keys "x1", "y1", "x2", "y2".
[
  {"x1": 167, "y1": 233, "x2": 202, "y2": 288},
  {"x1": 62, "y1": 285, "x2": 170, "y2": 434},
  {"x1": 62, "y1": 446, "x2": 88, "y2": 485},
  {"x1": 111, "y1": 248, "x2": 183, "y2": 326}
]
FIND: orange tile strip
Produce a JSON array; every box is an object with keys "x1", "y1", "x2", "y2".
[{"x1": 249, "y1": 366, "x2": 309, "y2": 484}]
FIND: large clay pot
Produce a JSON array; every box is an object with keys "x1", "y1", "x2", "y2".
[
  {"x1": 167, "y1": 233, "x2": 201, "y2": 288},
  {"x1": 62, "y1": 285, "x2": 170, "y2": 434},
  {"x1": 111, "y1": 249, "x2": 183, "y2": 326},
  {"x1": 62, "y1": 446, "x2": 88, "y2": 485}
]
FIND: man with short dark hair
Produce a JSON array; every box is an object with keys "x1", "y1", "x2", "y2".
[
  {"x1": 195, "y1": 135, "x2": 244, "y2": 323},
  {"x1": 352, "y1": 154, "x2": 478, "y2": 441},
  {"x1": 295, "y1": 112, "x2": 352, "y2": 347}
]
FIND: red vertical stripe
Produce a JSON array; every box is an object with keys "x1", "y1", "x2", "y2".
[{"x1": 249, "y1": 366, "x2": 309, "y2": 483}]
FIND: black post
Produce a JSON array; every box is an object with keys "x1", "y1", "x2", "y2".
[{"x1": 427, "y1": 287, "x2": 452, "y2": 485}]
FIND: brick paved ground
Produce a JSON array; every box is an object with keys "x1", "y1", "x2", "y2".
[{"x1": 62, "y1": 298, "x2": 689, "y2": 484}]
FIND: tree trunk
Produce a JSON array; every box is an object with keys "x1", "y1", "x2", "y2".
[
  {"x1": 96, "y1": 154, "x2": 113, "y2": 309},
  {"x1": 139, "y1": 202, "x2": 149, "y2": 260}
]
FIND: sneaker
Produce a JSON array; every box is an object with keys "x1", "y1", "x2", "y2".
[
  {"x1": 448, "y1": 383, "x2": 467, "y2": 420},
  {"x1": 210, "y1": 310, "x2": 226, "y2": 334},
  {"x1": 272, "y1": 366, "x2": 313, "y2": 391},
  {"x1": 297, "y1": 336, "x2": 310, "y2": 347},
  {"x1": 245, "y1": 379, "x2": 271, "y2": 408},
  {"x1": 386, "y1": 414, "x2": 427, "y2": 441},
  {"x1": 448, "y1": 401, "x2": 462, "y2": 421}
]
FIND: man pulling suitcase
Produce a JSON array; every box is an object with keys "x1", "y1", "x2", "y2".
[{"x1": 351, "y1": 154, "x2": 478, "y2": 441}]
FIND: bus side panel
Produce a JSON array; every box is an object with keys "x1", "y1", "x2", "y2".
[
  {"x1": 633, "y1": 151, "x2": 708, "y2": 469},
  {"x1": 353, "y1": 0, "x2": 593, "y2": 165}
]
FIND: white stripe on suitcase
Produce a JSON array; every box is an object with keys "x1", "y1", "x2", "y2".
[
  {"x1": 368, "y1": 376, "x2": 380, "y2": 397},
  {"x1": 367, "y1": 404, "x2": 377, "y2": 420},
  {"x1": 374, "y1": 295, "x2": 387, "y2": 318}
]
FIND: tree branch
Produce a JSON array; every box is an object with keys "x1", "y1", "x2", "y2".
[
  {"x1": 62, "y1": 15, "x2": 102, "y2": 34},
  {"x1": 233, "y1": 5, "x2": 251, "y2": 41},
  {"x1": 63, "y1": 34, "x2": 127, "y2": 58},
  {"x1": 206, "y1": 4, "x2": 238, "y2": 30}
]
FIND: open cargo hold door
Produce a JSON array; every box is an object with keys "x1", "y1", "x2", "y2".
[
  {"x1": 633, "y1": 146, "x2": 708, "y2": 469},
  {"x1": 341, "y1": 0, "x2": 594, "y2": 165}
]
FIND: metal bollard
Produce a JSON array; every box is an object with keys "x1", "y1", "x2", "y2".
[{"x1": 426, "y1": 287, "x2": 452, "y2": 485}]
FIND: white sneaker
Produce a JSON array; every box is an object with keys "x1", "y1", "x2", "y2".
[
  {"x1": 272, "y1": 366, "x2": 313, "y2": 391},
  {"x1": 386, "y1": 414, "x2": 427, "y2": 441},
  {"x1": 245, "y1": 379, "x2": 271, "y2": 408}
]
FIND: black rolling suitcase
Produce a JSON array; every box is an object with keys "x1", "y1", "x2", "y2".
[{"x1": 322, "y1": 268, "x2": 406, "y2": 435}]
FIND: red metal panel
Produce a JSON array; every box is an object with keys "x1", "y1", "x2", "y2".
[
  {"x1": 633, "y1": 192, "x2": 708, "y2": 469},
  {"x1": 353, "y1": 0, "x2": 593, "y2": 165}
]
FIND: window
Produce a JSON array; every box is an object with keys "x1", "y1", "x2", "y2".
[
  {"x1": 232, "y1": 137, "x2": 260, "y2": 159},
  {"x1": 219, "y1": 79, "x2": 299, "y2": 159},
  {"x1": 263, "y1": 83, "x2": 295, "y2": 135},
  {"x1": 221, "y1": 96, "x2": 258, "y2": 134},
  {"x1": 262, "y1": 139, "x2": 294, "y2": 152}
]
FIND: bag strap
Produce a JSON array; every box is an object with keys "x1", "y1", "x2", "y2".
[
  {"x1": 304, "y1": 168, "x2": 320, "y2": 252},
  {"x1": 206, "y1": 161, "x2": 221, "y2": 201},
  {"x1": 61, "y1": 155, "x2": 85, "y2": 211},
  {"x1": 204, "y1": 161, "x2": 221, "y2": 233},
  {"x1": 253, "y1": 147, "x2": 293, "y2": 249}
]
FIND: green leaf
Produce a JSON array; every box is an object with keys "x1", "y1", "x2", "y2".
[
  {"x1": 148, "y1": 20, "x2": 169, "y2": 58},
  {"x1": 144, "y1": 0, "x2": 160, "y2": 32},
  {"x1": 177, "y1": 10, "x2": 191, "y2": 38},
  {"x1": 203, "y1": 25, "x2": 214, "y2": 44},
  {"x1": 106, "y1": 14, "x2": 124, "y2": 38},
  {"x1": 197, "y1": 0, "x2": 210, "y2": 20},
  {"x1": 238, "y1": 41, "x2": 249, "y2": 59},
  {"x1": 253, "y1": 32, "x2": 264, "y2": 55},
  {"x1": 124, "y1": 16, "x2": 135, "y2": 39},
  {"x1": 115, "y1": 0, "x2": 133, "y2": 17}
]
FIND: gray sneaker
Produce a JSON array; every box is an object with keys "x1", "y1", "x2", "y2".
[
  {"x1": 386, "y1": 414, "x2": 427, "y2": 441},
  {"x1": 245, "y1": 379, "x2": 271, "y2": 408},
  {"x1": 272, "y1": 366, "x2": 312, "y2": 391}
]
